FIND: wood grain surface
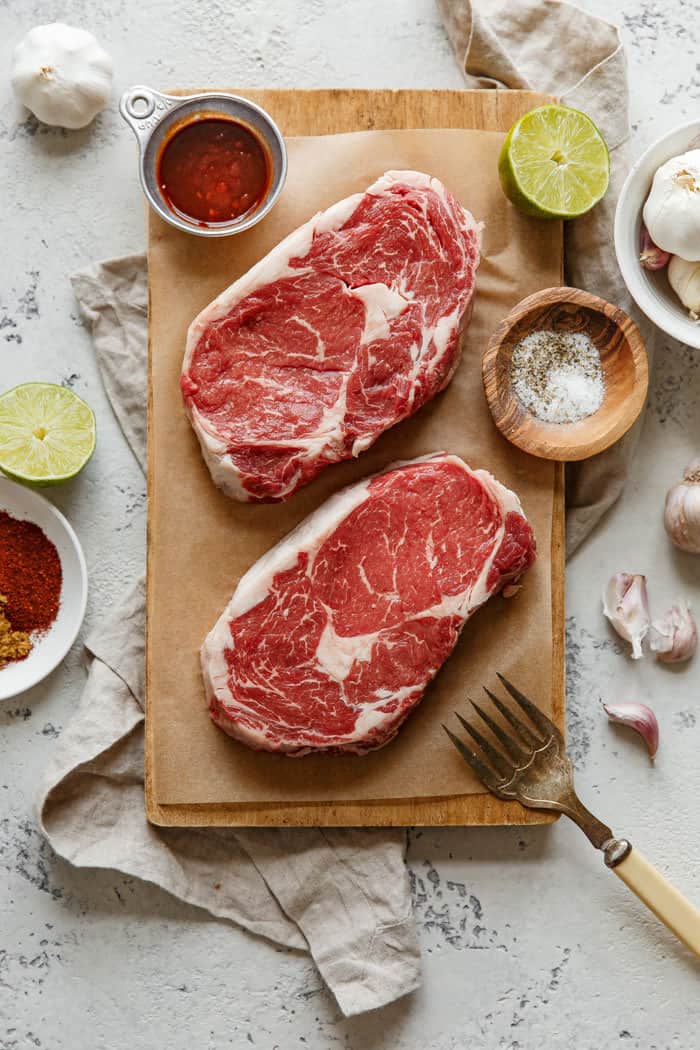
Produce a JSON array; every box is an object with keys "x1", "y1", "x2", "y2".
[
  {"x1": 482, "y1": 286, "x2": 649, "y2": 461},
  {"x1": 146, "y1": 88, "x2": 565, "y2": 827}
]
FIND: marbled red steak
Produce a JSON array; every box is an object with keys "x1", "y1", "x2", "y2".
[
  {"x1": 201, "y1": 454, "x2": 536, "y2": 754},
  {"x1": 181, "y1": 171, "x2": 481, "y2": 502}
]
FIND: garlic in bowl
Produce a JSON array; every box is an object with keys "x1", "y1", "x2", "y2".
[
  {"x1": 614, "y1": 120, "x2": 700, "y2": 349},
  {"x1": 11, "y1": 23, "x2": 113, "y2": 130},
  {"x1": 668, "y1": 257, "x2": 700, "y2": 320},
  {"x1": 643, "y1": 150, "x2": 700, "y2": 260}
]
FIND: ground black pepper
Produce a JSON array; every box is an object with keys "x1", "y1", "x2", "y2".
[{"x1": 510, "y1": 329, "x2": 604, "y2": 424}]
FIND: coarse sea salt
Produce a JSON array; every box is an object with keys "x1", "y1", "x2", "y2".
[{"x1": 510, "y1": 329, "x2": 605, "y2": 424}]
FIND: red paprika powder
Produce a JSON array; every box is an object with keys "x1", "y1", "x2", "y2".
[{"x1": 0, "y1": 510, "x2": 62, "y2": 634}]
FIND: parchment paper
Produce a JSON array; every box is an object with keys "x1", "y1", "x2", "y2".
[{"x1": 148, "y1": 128, "x2": 562, "y2": 805}]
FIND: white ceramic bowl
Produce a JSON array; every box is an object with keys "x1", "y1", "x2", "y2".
[
  {"x1": 0, "y1": 477, "x2": 88, "y2": 701},
  {"x1": 615, "y1": 119, "x2": 700, "y2": 349}
]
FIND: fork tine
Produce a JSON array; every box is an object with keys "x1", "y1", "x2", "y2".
[
  {"x1": 470, "y1": 699, "x2": 528, "y2": 763},
  {"x1": 454, "y1": 712, "x2": 514, "y2": 780},
  {"x1": 496, "y1": 673, "x2": 554, "y2": 741},
  {"x1": 442, "y1": 724, "x2": 500, "y2": 789},
  {"x1": 483, "y1": 687, "x2": 542, "y2": 751}
]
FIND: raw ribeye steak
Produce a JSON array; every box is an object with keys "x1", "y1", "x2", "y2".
[
  {"x1": 202, "y1": 454, "x2": 536, "y2": 755},
  {"x1": 181, "y1": 171, "x2": 481, "y2": 502}
]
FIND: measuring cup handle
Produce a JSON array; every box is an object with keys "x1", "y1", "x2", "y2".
[{"x1": 119, "y1": 85, "x2": 177, "y2": 143}]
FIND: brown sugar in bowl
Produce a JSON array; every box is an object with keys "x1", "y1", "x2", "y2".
[{"x1": 482, "y1": 286, "x2": 649, "y2": 462}]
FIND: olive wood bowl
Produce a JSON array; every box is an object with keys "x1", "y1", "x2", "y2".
[{"x1": 482, "y1": 286, "x2": 649, "y2": 462}]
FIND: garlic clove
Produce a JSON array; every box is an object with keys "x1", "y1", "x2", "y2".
[
  {"x1": 667, "y1": 256, "x2": 700, "y2": 322},
  {"x1": 664, "y1": 458, "x2": 700, "y2": 553},
  {"x1": 649, "y1": 599, "x2": 697, "y2": 663},
  {"x1": 602, "y1": 573, "x2": 650, "y2": 659},
  {"x1": 603, "y1": 702, "x2": 659, "y2": 759},
  {"x1": 639, "y1": 224, "x2": 670, "y2": 270}
]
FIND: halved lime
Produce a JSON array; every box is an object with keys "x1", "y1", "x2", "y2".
[
  {"x1": 498, "y1": 104, "x2": 610, "y2": 219},
  {"x1": 0, "y1": 382, "x2": 96, "y2": 484}
]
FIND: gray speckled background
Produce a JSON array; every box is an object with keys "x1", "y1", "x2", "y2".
[{"x1": 1, "y1": 1, "x2": 699, "y2": 1047}]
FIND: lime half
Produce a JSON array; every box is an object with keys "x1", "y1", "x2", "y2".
[
  {"x1": 0, "y1": 383, "x2": 96, "y2": 484},
  {"x1": 498, "y1": 104, "x2": 610, "y2": 219}
]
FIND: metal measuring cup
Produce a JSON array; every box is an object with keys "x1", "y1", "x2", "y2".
[{"x1": 119, "y1": 85, "x2": 288, "y2": 238}]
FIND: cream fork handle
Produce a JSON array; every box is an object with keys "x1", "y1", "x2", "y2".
[{"x1": 612, "y1": 847, "x2": 700, "y2": 957}]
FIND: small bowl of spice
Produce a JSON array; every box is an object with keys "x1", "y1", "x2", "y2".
[
  {"x1": 0, "y1": 477, "x2": 87, "y2": 701},
  {"x1": 482, "y1": 286, "x2": 648, "y2": 461},
  {"x1": 119, "y1": 85, "x2": 287, "y2": 237}
]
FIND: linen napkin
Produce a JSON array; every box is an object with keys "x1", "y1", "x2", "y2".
[
  {"x1": 438, "y1": 0, "x2": 654, "y2": 555},
  {"x1": 38, "y1": 0, "x2": 642, "y2": 1020},
  {"x1": 38, "y1": 257, "x2": 419, "y2": 1019}
]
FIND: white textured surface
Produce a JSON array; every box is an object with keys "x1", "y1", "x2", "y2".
[{"x1": 1, "y1": 1, "x2": 699, "y2": 1047}]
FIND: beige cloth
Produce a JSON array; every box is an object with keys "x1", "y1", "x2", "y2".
[
  {"x1": 438, "y1": 0, "x2": 654, "y2": 554},
  {"x1": 38, "y1": 258, "x2": 419, "y2": 1019},
  {"x1": 38, "y1": 0, "x2": 642, "y2": 1020}
]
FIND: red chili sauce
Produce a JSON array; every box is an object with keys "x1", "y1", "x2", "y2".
[{"x1": 158, "y1": 117, "x2": 270, "y2": 225}]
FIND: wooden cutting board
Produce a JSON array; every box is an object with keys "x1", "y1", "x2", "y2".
[{"x1": 146, "y1": 89, "x2": 565, "y2": 827}]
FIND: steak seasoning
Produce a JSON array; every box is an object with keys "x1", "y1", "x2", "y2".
[{"x1": 0, "y1": 510, "x2": 62, "y2": 667}]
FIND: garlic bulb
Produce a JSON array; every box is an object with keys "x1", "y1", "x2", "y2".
[
  {"x1": 668, "y1": 256, "x2": 700, "y2": 320},
  {"x1": 643, "y1": 150, "x2": 700, "y2": 260},
  {"x1": 649, "y1": 599, "x2": 697, "y2": 663},
  {"x1": 664, "y1": 458, "x2": 700, "y2": 552},
  {"x1": 11, "y1": 23, "x2": 113, "y2": 130},
  {"x1": 603, "y1": 702, "x2": 659, "y2": 759},
  {"x1": 602, "y1": 573, "x2": 649, "y2": 659}
]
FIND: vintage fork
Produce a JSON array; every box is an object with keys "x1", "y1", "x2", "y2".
[{"x1": 444, "y1": 673, "x2": 700, "y2": 957}]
